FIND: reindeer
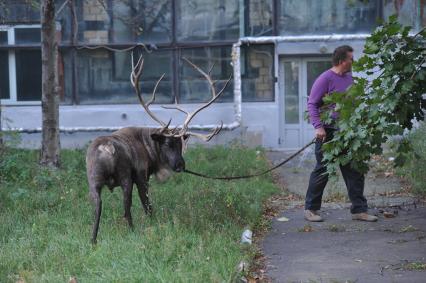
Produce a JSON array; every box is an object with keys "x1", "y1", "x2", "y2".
[{"x1": 86, "y1": 54, "x2": 231, "y2": 244}]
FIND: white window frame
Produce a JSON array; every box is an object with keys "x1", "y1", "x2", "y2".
[{"x1": 0, "y1": 24, "x2": 41, "y2": 106}]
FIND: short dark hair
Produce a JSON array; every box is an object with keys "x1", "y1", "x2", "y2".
[{"x1": 332, "y1": 45, "x2": 353, "y2": 66}]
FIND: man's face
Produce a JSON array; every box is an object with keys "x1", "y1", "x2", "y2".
[{"x1": 341, "y1": 52, "x2": 354, "y2": 73}]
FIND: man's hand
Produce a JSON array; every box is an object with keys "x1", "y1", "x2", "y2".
[{"x1": 315, "y1": 127, "x2": 326, "y2": 142}]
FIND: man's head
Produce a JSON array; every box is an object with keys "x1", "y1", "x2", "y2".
[{"x1": 332, "y1": 45, "x2": 354, "y2": 73}]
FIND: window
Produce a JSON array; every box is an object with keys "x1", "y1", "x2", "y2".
[
  {"x1": 0, "y1": 25, "x2": 41, "y2": 104},
  {"x1": 0, "y1": 31, "x2": 7, "y2": 44},
  {"x1": 383, "y1": 0, "x2": 422, "y2": 30},
  {"x1": 278, "y1": 0, "x2": 379, "y2": 35},
  {"x1": 179, "y1": 46, "x2": 234, "y2": 103},
  {"x1": 76, "y1": 49, "x2": 173, "y2": 105},
  {"x1": 176, "y1": 0, "x2": 239, "y2": 42},
  {"x1": 247, "y1": 0, "x2": 273, "y2": 36},
  {"x1": 0, "y1": 50, "x2": 9, "y2": 99},
  {"x1": 241, "y1": 44, "x2": 274, "y2": 102},
  {"x1": 111, "y1": 0, "x2": 172, "y2": 43},
  {"x1": 0, "y1": 0, "x2": 40, "y2": 24}
]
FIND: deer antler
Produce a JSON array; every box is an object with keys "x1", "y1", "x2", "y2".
[
  {"x1": 130, "y1": 53, "x2": 231, "y2": 141},
  {"x1": 163, "y1": 57, "x2": 231, "y2": 141},
  {"x1": 130, "y1": 52, "x2": 168, "y2": 129}
]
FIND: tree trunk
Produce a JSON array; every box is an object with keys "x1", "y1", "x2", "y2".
[{"x1": 40, "y1": 0, "x2": 60, "y2": 167}]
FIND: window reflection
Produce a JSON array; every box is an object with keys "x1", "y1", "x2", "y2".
[
  {"x1": 284, "y1": 62, "x2": 299, "y2": 124},
  {"x1": 0, "y1": 50, "x2": 9, "y2": 99},
  {"x1": 179, "y1": 47, "x2": 233, "y2": 103},
  {"x1": 111, "y1": 0, "x2": 172, "y2": 43},
  {"x1": 16, "y1": 50, "x2": 41, "y2": 101},
  {"x1": 247, "y1": 0, "x2": 273, "y2": 36},
  {"x1": 383, "y1": 0, "x2": 420, "y2": 29},
  {"x1": 77, "y1": 49, "x2": 173, "y2": 105},
  {"x1": 0, "y1": 31, "x2": 7, "y2": 45},
  {"x1": 307, "y1": 61, "x2": 331, "y2": 98},
  {"x1": 177, "y1": 0, "x2": 239, "y2": 42},
  {"x1": 0, "y1": 0, "x2": 40, "y2": 23},
  {"x1": 279, "y1": 0, "x2": 379, "y2": 35},
  {"x1": 241, "y1": 44, "x2": 274, "y2": 102},
  {"x1": 15, "y1": 28, "x2": 41, "y2": 44}
]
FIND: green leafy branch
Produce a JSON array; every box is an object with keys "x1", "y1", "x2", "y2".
[{"x1": 321, "y1": 15, "x2": 426, "y2": 175}]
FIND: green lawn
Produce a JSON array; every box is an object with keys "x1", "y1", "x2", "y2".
[{"x1": 0, "y1": 145, "x2": 279, "y2": 282}]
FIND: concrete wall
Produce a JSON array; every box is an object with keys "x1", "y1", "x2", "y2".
[{"x1": 2, "y1": 101, "x2": 280, "y2": 149}]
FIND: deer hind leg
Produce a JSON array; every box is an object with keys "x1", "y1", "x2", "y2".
[
  {"x1": 121, "y1": 179, "x2": 134, "y2": 229},
  {"x1": 90, "y1": 185, "x2": 102, "y2": 244},
  {"x1": 135, "y1": 177, "x2": 152, "y2": 216}
]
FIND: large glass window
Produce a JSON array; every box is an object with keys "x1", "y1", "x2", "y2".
[
  {"x1": 0, "y1": 31, "x2": 7, "y2": 44},
  {"x1": 241, "y1": 44, "x2": 274, "y2": 102},
  {"x1": 77, "y1": 49, "x2": 173, "y2": 105},
  {"x1": 111, "y1": 0, "x2": 172, "y2": 43},
  {"x1": 179, "y1": 47, "x2": 233, "y2": 103},
  {"x1": 278, "y1": 0, "x2": 379, "y2": 35},
  {"x1": 383, "y1": 0, "x2": 421, "y2": 30},
  {"x1": 177, "y1": 0, "x2": 239, "y2": 42},
  {"x1": 16, "y1": 50, "x2": 42, "y2": 101},
  {"x1": 0, "y1": 50, "x2": 9, "y2": 99},
  {"x1": 0, "y1": 0, "x2": 40, "y2": 23},
  {"x1": 283, "y1": 61, "x2": 299, "y2": 124},
  {"x1": 15, "y1": 27, "x2": 41, "y2": 44},
  {"x1": 1, "y1": 25, "x2": 42, "y2": 103},
  {"x1": 247, "y1": 0, "x2": 273, "y2": 36}
]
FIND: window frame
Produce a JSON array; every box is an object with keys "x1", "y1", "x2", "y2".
[{"x1": 0, "y1": 24, "x2": 41, "y2": 106}]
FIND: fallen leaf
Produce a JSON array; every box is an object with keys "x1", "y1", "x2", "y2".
[
  {"x1": 277, "y1": 216, "x2": 289, "y2": 222},
  {"x1": 384, "y1": 172, "x2": 393, "y2": 177},
  {"x1": 384, "y1": 211, "x2": 396, "y2": 218}
]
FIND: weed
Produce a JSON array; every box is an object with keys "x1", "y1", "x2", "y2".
[
  {"x1": 298, "y1": 224, "x2": 314, "y2": 232},
  {"x1": 403, "y1": 262, "x2": 426, "y2": 271},
  {"x1": 400, "y1": 225, "x2": 417, "y2": 233},
  {"x1": 328, "y1": 224, "x2": 345, "y2": 232}
]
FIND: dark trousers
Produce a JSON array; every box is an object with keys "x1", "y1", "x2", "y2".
[{"x1": 305, "y1": 128, "x2": 368, "y2": 214}]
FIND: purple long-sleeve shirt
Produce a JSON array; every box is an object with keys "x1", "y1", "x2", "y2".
[{"x1": 307, "y1": 69, "x2": 353, "y2": 129}]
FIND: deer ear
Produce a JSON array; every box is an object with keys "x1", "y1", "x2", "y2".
[{"x1": 151, "y1": 133, "x2": 165, "y2": 143}]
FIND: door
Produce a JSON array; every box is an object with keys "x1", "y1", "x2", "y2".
[{"x1": 279, "y1": 57, "x2": 331, "y2": 149}]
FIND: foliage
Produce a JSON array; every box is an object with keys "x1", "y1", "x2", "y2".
[
  {"x1": 0, "y1": 145, "x2": 278, "y2": 282},
  {"x1": 321, "y1": 15, "x2": 426, "y2": 175},
  {"x1": 396, "y1": 122, "x2": 426, "y2": 196}
]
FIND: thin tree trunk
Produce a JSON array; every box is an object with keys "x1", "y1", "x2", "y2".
[
  {"x1": 40, "y1": 0, "x2": 60, "y2": 167},
  {"x1": 0, "y1": 99, "x2": 3, "y2": 147}
]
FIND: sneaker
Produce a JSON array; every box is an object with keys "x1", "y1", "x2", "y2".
[
  {"x1": 304, "y1": 210, "x2": 323, "y2": 222},
  {"x1": 352, "y1": 212, "x2": 378, "y2": 222}
]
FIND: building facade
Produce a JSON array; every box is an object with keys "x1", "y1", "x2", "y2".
[{"x1": 0, "y1": 0, "x2": 425, "y2": 149}]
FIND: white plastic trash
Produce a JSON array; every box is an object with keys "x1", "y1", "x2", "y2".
[{"x1": 241, "y1": 229, "x2": 253, "y2": 244}]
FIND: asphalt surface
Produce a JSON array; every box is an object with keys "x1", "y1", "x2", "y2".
[{"x1": 261, "y1": 150, "x2": 426, "y2": 283}]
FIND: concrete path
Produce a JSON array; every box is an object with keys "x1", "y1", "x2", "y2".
[{"x1": 260, "y1": 149, "x2": 426, "y2": 283}]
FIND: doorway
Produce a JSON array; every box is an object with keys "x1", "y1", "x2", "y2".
[{"x1": 279, "y1": 57, "x2": 331, "y2": 149}]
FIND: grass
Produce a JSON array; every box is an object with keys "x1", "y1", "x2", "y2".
[
  {"x1": 0, "y1": 144, "x2": 279, "y2": 282},
  {"x1": 403, "y1": 262, "x2": 426, "y2": 271},
  {"x1": 396, "y1": 122, "x2": 426, "y2": 197}
]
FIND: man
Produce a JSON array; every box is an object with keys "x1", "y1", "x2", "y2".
[{"x1": 304, "y1": 45, "x2": 377, "y2": 222}]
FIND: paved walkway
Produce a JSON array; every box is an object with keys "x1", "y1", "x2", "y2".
[{"x1": 260, "y1": 149, "x2": 426, "y2": 283}]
